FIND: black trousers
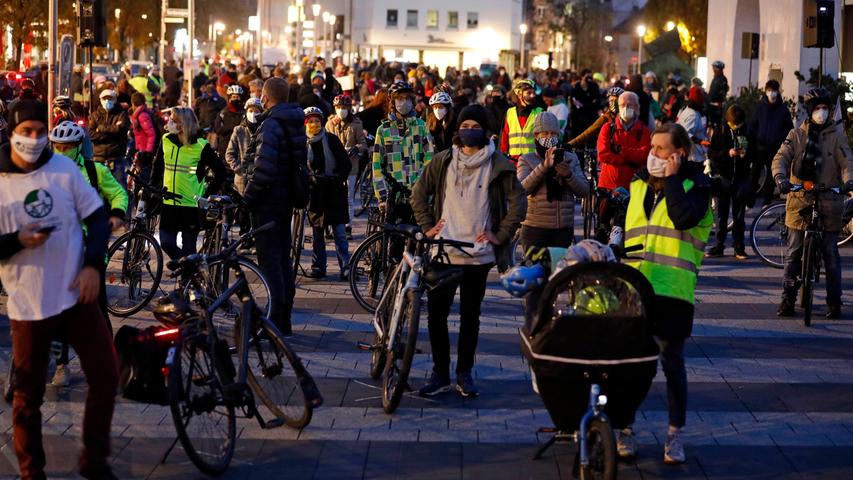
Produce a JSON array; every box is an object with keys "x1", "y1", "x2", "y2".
[
  {"x1": 713, "y1": 177, "x2": 751, "y2": 251},
  {"x1": 252, "y1": 208, "x2": 295, "y2": 334},
  {"x1": 520, "y1": 225, "x2": 574, "y2": 251},
  {"x1": 750, "y1": 146, "x2": 777, "y2": 207},
  {"x1": 426, "y1": 263, "x2": 494, "y2": 377}
]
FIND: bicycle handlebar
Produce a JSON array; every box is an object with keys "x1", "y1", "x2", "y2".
[
  {"x1": 167, "y1": 221, "x2": 276, "y2": 272},
  {"x1": 790, "y1": 184, "x2": 842, "y2": 195},
  {"x1": 384, "y1": 223, "x2": 475, "y2": 249},
  {"x1": 127, "y1": 169, "x2": 183, "y2": 202}
]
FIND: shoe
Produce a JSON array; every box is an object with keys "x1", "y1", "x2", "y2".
[
  {"x1": 455, "y1": 372, "x2": 480, "y2": 397},
  {"x1": 704, "y1": 245, "x2": 724, "y2": 258},
  {"x1": 346, "y1": 226, "x2": 353, "y2": 241},
  {"x1": 340, "y1": 266, "x2": 350, "y2": 281},
  {"x1": 51, "y1": 364, "x2": 70, "y2": 387},
  {"x1": 664, "y1": 428, "x2": 686, "y2": 464},
  {"x1": 418, "y1": 371, "x2": 451, "y2": 397},
  {"x1": 777, "y1": 298, "x2": 796, "y2": 317},
  {"x1": 616, "y1": 427, "x2": 636, "y2": 459},
  {"x1": 325, "y1": 227, "x2": 334, "y2": 240},
  {"x1": 826, "y1": 304, "x2": 842, "y2": 320},
  {"x1": 79, "y1": 464, "x2": 118, "y2": 480},
  {"x1": 306, "y1": 268, "x2": 326, "y2": 279},
  {"x1": 734, "y1": 249, "x2": 749, "y2": 260}
]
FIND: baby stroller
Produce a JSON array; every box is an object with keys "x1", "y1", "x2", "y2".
[{"x1": 503, "y1": 241, "x2": 659, "y2": 480}]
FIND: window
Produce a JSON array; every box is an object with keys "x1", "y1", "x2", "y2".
[
  {"x1": 386, "y1": 9, "x2": 398, "y2": 27},
  {"x1": 448, "y1": 11, "x2": 458, "y2": 29},
  {"x1": 467, "y1": 12, "x2": 479, "y2": 29},
  {"x1": 406, "y1": 9, "x2": 418, "y2": 28},
  {"x1": 426, "y1": 10, "x2": 438, "y2": 29}
]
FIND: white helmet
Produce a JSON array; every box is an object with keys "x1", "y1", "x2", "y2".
[
  {"x1": 550, "y1": 239, "x2": 616, "y2": 279},
  {"x1": 49, "y1": 120, "x2": 86, "y2": 144},
  {"x1": 227, "y1": 84, "x2": 244, "y2": 96},
  {"x1": 244, "y1": 97, "x2": 263, "y2": 110},
  {"x1": 429, "y1": 91, "x2": 452, "y2": 106}
]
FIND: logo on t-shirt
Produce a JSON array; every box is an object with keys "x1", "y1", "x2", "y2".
[{"x1": 24, "y1": 189, "x2": 54, "y2": 218}]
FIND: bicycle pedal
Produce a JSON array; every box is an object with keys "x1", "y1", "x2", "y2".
[{"x1": 356, "y1": 341, "x2": 380, "y2": 351}]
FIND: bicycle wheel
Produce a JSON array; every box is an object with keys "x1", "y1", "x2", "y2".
[
  {"x1": 753, "y1": 163, "x2": 769, "y2": 197},
  {"x1": 201, "y1": 256, "x2": 272, "y2": 342},
  {"x1": 236, "y1": 304, "x2": 317, "y2": 429},
  {"x1": 105, "y1": 231, "x2": 164, "y2": 316},
  {"x1": 355, "y1": 168, "x2": 373, "y2": 217},
  {"x1": 510, "y1": 232, "x2": 525, "y2": 267},
  {"x1": 582, "y1": 195, "x2": 597, "y2": 240},
  {"x1": 370, "y1": 263, "x2": 402, "y2": 379},
  {"x1": 291, "y1": 210, "x2": 306, "y2": 280},
  {"x1": 580, "y1": 417, "x2": 617, "y2": 480},
  {"x1": 167, "y1": 335, "x2": 236, "y2": 475},
  {"x1": 801, "y1": 235, "x2": 815, "y2": 327},
  {"x1": 750, "y1": 202, "x2": 787, "y2": 269},
  {"x1": 381, "y1": 289, "x2": 421, "y2": 414},
  {"x1": 839, "y1": 198, "x2": 853, "y2": 246},
  {"x1": 349, "y1": 231, "x2": 407, "y2": 314}
]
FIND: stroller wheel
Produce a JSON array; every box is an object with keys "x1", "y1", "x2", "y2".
[{"x1": 579, "y1": 418, "x2": 617, "y2": 480}]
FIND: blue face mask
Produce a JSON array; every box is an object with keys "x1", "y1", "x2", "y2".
[{"x1": 458, "y1": 128, "x2": 484, "y2": 147}]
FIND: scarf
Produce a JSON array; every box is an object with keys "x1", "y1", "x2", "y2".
[
  {"x1": 449, "y1": 142, "x2": 493, "y2": 196},
  {"x1": 798, "y1": 122, "x2": 825, "y2": 182},
  {"x1": 307, "y1": 131, "x2": 336, "y2": 177}
]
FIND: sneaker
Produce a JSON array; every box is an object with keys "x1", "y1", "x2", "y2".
[
  {"x1": 340, "y1": 266, "x2": 350, "y2": 281},
  {"x1": 306, "y1": 268, "x2": 326, "y2": 279},
  {"x1": 455, "y1": 372, "x2": 480, "y2": 397},
  {"x1": 616, "y1": 427, "x2": 636, "y2": 459},
  {"x1": 777, "y1": 299, "x2": 796, "y2": 317},
  {"x1": 826, "y1": 304, "x2": 842, "y2": 320},
  {"x1": 734, "y1": 249, "x2": 749, "y2": 260},
  {"x1": 664, "y1": 428, "x2": 686, "y2": 464},
  {"x1": 51, "y1": 364, "x2": 70, "y2": 387},
  {"x1": 418, "y1": 371, "x2": 451, "y2": 397},
  {"x1": 345, "y1": 226, "x2": 353, "y2": 241},
  {"x1": 704, "y1": 245, "x2": 724, "y2": 258}
]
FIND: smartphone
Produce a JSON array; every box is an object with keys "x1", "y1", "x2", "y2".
[
  {"x1": 553, "y1": 148, "x2": 565, "y2": 163},
  {"x1": 37, "y1": 225, "x2": 56, "y2": 235}
]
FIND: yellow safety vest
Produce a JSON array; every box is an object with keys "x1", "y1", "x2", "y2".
[
  {"x1": 128, "y1": 76, "x2": 153, "y2": 108},
  {"x1": 623, "y1": 177, "x2": 712, "y2": 304},
  {"x1": 506, "y1": 106, "x2": 542, "y2": 157},
  {"x1": 162, "y1": 135, "x2": 208, "y2": 207}
]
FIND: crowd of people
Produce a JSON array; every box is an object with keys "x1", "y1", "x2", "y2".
[{"x1": 0, "y1": 51, "x2": 851, "y2": 478}]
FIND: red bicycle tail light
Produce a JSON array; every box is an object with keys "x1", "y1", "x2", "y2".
[
  {"x1": 803, "y1": 181, "x2": 815, "y2": 191},
  {"x1": 155, "y1": 328, "x2": 180, "y2": 338},
  {"x1": 15, "y1": 73, "x2": 22, "y2": 80},
  {"x1": 161, "y1": 366, "x2": 170, "y2": 377}
]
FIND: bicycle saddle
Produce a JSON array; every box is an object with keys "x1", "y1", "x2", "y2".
[{"x1": 386, "y1": 224, "x2": 422, "y2": 237}]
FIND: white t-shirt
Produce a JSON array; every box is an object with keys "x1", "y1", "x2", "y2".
[{"x1": 0, "y1": 153, "x2": 103, "y2": 320}]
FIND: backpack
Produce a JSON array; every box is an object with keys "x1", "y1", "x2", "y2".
[
  {"x1": 114, "y1": 325, "x2": 173, "y2": 405},
  {"x1": 145, "y1": 110, "x2": 165, "y2": 151},
  {"x1": 272, "y1": 117, "x2": 310, "y2": 209}
]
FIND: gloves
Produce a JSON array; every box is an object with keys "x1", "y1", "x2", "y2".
[
  {"x1": 844, "y1": 180, "x2": 853, "y2": 194},
  {"x1": 777, "y1": 178, "x2": 792, "y2": 194}
]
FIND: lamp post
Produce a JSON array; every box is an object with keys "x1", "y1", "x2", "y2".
[
  {"x1": 636, "y1": 24, "x2": 646, "y2": 75},
  {"x1": 519, "y1": 23, "x2": 528, "y2": 71},
  {"x1": 604, "y1": 35, "x2": 613, "y2": 77},
  {"x1": 296, "y1": 0, "x2": 305, "y2": 62},
  {"x1": 329, "y1": 15, "x2": 336, "y2": 59},
  {"x1": 322, "y1": 11, "x2": 330, "y2": 59},
  {"x1": 114, "y1": 9, "x2": 121, "y2": 62},
  {"x1": 213, "y1": 22, "x2": 225, "y2": 58}
]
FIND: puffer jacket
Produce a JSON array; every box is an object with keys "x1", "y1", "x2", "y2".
[
  {"x1": 597, "y1": 118, "x2": 651, "y2": 190},
  {"x1": 325, "y1": 114, "x2": 367, "y2": 173},
  {"x1": 771, "y1": 122, "x2": 853, "y2": 232},
  {"x1": 518, "y1": 150, "x2": 589, "y2": 229},
  {"x1": 243, "y1": 102, "x2": 307, "y2": 209},
  {"x1": 89, "y1": 105, "x2": 130, "y2": 162},
  {"x1": 131, "y1": 106, "x2": 157, "y2": 154},
  {"x1": 225, "y1": 119, "x2": 260, "y2": 194}
]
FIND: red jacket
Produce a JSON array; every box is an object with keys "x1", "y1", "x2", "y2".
[
  {"x1": 596, "y1": 118, "x2": 651, "y2": 190},
  {"x1": 131, "y1": 106, "x2": 157, "y2": 154}
]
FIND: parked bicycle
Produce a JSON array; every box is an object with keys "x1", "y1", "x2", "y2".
[{"x1": 580, "y1": 148, "x2": 599, "y2": 239}]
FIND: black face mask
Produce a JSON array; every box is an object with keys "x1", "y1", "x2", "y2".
[{"x1": 535, "y1": 142, "x2": 549, "y2": 159}]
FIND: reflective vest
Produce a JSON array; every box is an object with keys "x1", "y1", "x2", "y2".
[
  {"x1": 506, "y1": 106, "x2": 542, "y2": 157},
  {"x1": 148, "y1": 75, "x2": 163, "y2": 94},
  {"x1": 128, "y1": 76, "x2": 153, "y2": 108},
  {"x1": 623, "y1": 177, "x2": 712, "y2": 304},
  {"x1": 162, "y1": 135, "x2": 208, "y2": 207}
]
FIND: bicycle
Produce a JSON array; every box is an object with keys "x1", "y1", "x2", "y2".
[
  {"x1": 105, "y1": 170, "x2": 180, "y2": 316},
  {"x1": 580, "y1": 148, "x2": 599, "y2": 240},
  {"x1": 163, "y1": 221, "x2": 323, "y2": 474},
  {"x1": 358, "y1": 223, "x2": 472, "y2": 413}
]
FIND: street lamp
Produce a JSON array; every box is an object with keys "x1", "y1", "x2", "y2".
[
  {"x1": 665, "y1": 21, "x2": 675, "y2": 32},
  {"x1": 212, "y1": 22, "x2": 225, "y2": 58},
  {"x1": 322, "y1": 11, "x2": 330, "y2": 58},
  {"x1": 604, "y1": 35, "x2": 613, "y2": 43},
  {"x1": 519, "y1": 23, "x2": 528, "y2": 71},
  {"x1": 329, "y1": 14, "x2": 336, "y2": 57},
  {"x1": 312, "y1": 3, "x2": 321, "y2": 17},
  {"x1": 636, "y1": 24, "x2": 646, "y2": 74}
]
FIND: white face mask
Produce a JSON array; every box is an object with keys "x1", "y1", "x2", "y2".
[
  {"x1": 11, "y1": 133, "x2": 49, "y2": 164},
  {"x1": 766, "y1": 90, "x2": 779, "y2": 102},
  {"x1": 101, "y1": 99, "x2": 115, "y2": 111},
  {"x1": 433, "y1": 107, "x2": 448, "y2": 121},
  {"x1": 165, "y1": 118, "x2": 180, "y2": 134},
  {"x1": 811, "y1": 108, "x2": 829, "y2": 125},
  {"x1": 246, "y1": 111, "x2": 258, "y2": 124},
  {"x1": 646, "y1": 151, "x2": 669, "y2": 177},
  {"x1": 336, "y1": 108, "x2": 349, "y2": 120},
  {"x1": 395, "y1": 99, "x2": 413, "y2": 116},
  {"x1": 619, "y1": 107, "x2": 636, "y2": 123}
]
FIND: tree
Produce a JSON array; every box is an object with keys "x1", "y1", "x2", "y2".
[
  {"x1": 641, "y1": 0, "x2": 708, "y2": 56},
  {"x1": 2, "y1": 0, "x2": 47, "y2": 69},
  {"x1": 547, "y1": 0, "x2": 613, "y2": 72},
  {"x1": 107, "y1": 0, "x2": 161, "y2": 60}
]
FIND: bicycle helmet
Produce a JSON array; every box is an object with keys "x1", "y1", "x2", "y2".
[
  {"x1": 52, "y1": 95, "x2": 72, "y2": 110},
  {"x1": 244, "y1": 97, "x2": 263, "y2": 110},
  {"x1": 333, "y1": 94, "x2": 353, "y2": 107},
  {"x1": 513, "y1": 79, "x2": 536, "y2": 93},
  {"x1": 226, "y1": 84, "x2": 244, "y2": 96},
  {"x1": 152, "y1": 292, "x2": 197, "y2": 328},
  {"x1": 572, "y1": 285, "x2": 621, "y2": 315},
  {"x1": 500, "y1": 264, "x2": 547, "y2": 298},
  {"x1": 49, "y1": 120, "x2": 86, "y2": 144},
  {"x1": 429, "y1": 91, "x2": 452, "y2": 106},
  {"x1": 804, "y1": 87, "x2": 832, "y2": 113},
  {"x1": 388, "y1": 80, "x2": 414, "y2": 97},
  {"x1": 554, "y1": 239, "x2": 617, "y2": 275},
  {"x1": 303, "y1": 106, "x2": 324, "y2": 121},
  {"x1": 606, "y1": 87, "x2": 625, "y2": 98}
]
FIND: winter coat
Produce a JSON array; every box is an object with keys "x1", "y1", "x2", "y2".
[
  {"x1": 194, "y1": 94, "x2": 226, "y2": 130},
  {"x1": 750, "y1": 98, "x2": 794, "y2": 151},
  {"x1": 131, "y1": 106, "x2": 157, "y2": 154},
  {"x1": 325, "y1": 115, "x2": 367, "y2": 174},
  {"x1": 89, "y1": 105, "x2": 130, "y2": 162},
  {"x1": 771, "y1": 122, "x2": 853, "y2": 232},
  {"x1": 243, "y1": 102, "x2": 307, "y2": 210},
  {"x1": 307, "y1": 132, "x2": 352, "y2": 227},
  {"x1": 597, "y1": 118, "x2": 651, "y2": 190},
  {"x1": 214, "y1": 105, "x2": 245, "y2": 158},
  {"x1": 518, "y1": 150, "x2": 589, "y2": 230},
  {"x1": 708, "y1": 124, "x2": 755, "y2": 180},
  {"x1": 225, "y1": 120, "x2": 260, "y2": 194},
  {"x1": 411, "y1": 145, "x2": 527, "y2": 272},
  {"x1": 676, "y1": 106, "x2": 707, "y2": 163},
  {"x1": 357, "y1": 106, "x2": 386, "y2": 139}
]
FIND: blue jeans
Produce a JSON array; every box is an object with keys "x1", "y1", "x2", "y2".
[
  {"x1": 655, "y1": 336, "x2": 687, "y2": 428},
  {"x1": 782, "y1": 229, "x2": 842, "y2": 305},
  {"x1": 311, "y1": 224, "x2": 350, "y2": 272}
]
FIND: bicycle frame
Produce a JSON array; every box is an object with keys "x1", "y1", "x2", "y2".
[{"x1": 377, "y1": 250, "x2": 423, "y2": 351}]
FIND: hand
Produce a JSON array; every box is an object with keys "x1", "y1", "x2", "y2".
[
  {"x1": 664, "y1": 153, "x2": 682, "y2": 177},
  {"x1": 18, "y1": 223, "x2": 50, "y2": 249},
  {"x1": 554, "y1": 161, "x2": 572, "y2": 178},
  {"x1": 331, "y1": 116, "x2": 341, "y2": 126},
  {"x1": 378, "y1": 201, "x2": 387, "y2": 213},
  {"x1": 543, "y1": 147, "x2": 556, "y2": 168},
  {"x1": 728, "y1": 148, "x2": 738, "y2": 158},
  {"x1": 778, "y1": 178, "x2": 792, "y2": 194},
  {"x1": 477, "y1": 230, "x2": 499, "y2": 245},
  {"x1": 425, "y1": 219, "x2": 446, "y2": 239},
  {"x1": 71, "y1": 266, "x2": 100, "y2": 304},
  {"x1": 109, "y1": 216, "x2": 124, "y2": 231}
]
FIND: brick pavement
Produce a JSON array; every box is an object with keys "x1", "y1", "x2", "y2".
[{"x1": 0, "y1": 206, "x2": 852, "y2": 479}]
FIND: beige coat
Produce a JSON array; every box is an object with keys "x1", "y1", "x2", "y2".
[
  {"x1": 517, "y1": 151, "x2": 590, "y2": 229},
  {"x1": 325, "y1": 115, "x2": 367, "y2": 173}
]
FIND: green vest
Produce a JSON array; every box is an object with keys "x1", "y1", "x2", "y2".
[
  {"x1": 623, "y1": 177, "x2": 712, "y2": 304},
  {"x1": 128, "y1": 76, "x2": 153, "y2": 107},
  {"x1": 506, "y1": 106, "x2": 542, "y2": 157},
  {"x1": 162, "y1": 135, "x2": 208, "y2": 207}
]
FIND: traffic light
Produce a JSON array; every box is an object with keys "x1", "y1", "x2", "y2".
[
  {"x1": 803, "y1": 0, "x2": 835, "y2": 48},
  {"x1": 77, "y1": 0, "x2": 107, "y2": 48}
]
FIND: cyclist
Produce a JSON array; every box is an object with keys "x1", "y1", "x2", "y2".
[
  {"x1": 127, "y1": 66, "x2": 159, "y2": 109},
  {"x1": 500, "y1": 79, "x2": 542, "y2": 160},
  {"x1": 214, "y1": 84, "x2": 246, "y2": 159},
  {"x1": 705, "y1": 60, "x2": 729, "y2": 130},
  {"x1": 51, "y1": 95, "x2": 94, "y2": 161},
  {"x1": 194, "y1": 80, "x2": 226, "y2": 134},
  {"x1": 0, "y1": 98, "x2": 118, "y2": 480},
  {"x1": 750, "y1": 79, "x2": 793, "y2": 207},
  {"x1": 151, "y1": 106, "x2": 227, "y2": 261},
  {"x1": 773, "y1": 87, "x2": 853, "y2": 319},
  {"x1": 89, "y1": 89, "x2": 131, "y2": 185},
  {"x1": 676, "y1": 86, "x2": 708, "y2": 164},
  {"x1": 567, "y1": 86, "x2": 622, "y2": 149},
  {"x1": 129, "y1": 92, "x2": 159, "y2": 184},
  {"x1": 225, "y1": 97, "x2": 264, "y2": 195},
  {"x1": 541, "y1": 86, "x2": 569, "y2": 140},
  {"x1": 411, "y1": 105, "x2": 526, "y2": 398},
  {"x1": 325, "y1": 94, "x2": 367, "y2": 238},
  {"x1": 597, "y1": 91, "x2": 651, "y2": 192},
  {"x1": 372, "y1": 80, "x2": 434, "y2": 224},
  {"x1": 426, "y1": 90, "x2": 456, "y2": 152},
  {"x1": 304, "y1": 106, "x2": 352, "y2": 280}
]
